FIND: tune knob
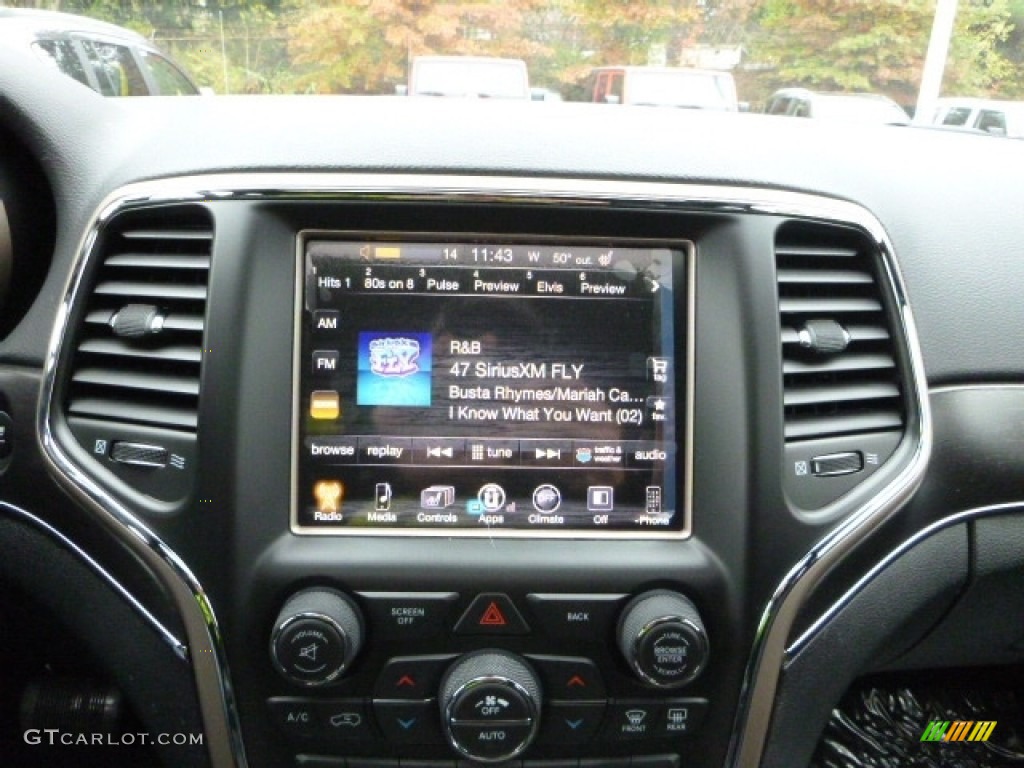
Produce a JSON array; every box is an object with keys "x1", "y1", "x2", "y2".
[
  {"x1": 440, "y1": 650, "x2": 542, "y2": 763},
  {"x1": 618, "y1": 590, "x2": 708, "y2": 688},
  {"x1": 270, "y1": 588, "x2": 363, "y2": 686}
]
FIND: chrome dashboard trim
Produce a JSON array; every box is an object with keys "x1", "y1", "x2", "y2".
[
  {"x1": 0, "y1": 500, "x2": 187, "y2": 659},
  {"x1": 787, "y1": 499, "x2": 1024, "y2": 658},
  {"x1": 37, "y1": 173, "x2": 932, "y2": 768}
]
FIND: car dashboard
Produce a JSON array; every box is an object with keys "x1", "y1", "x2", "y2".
[{"x1": 1, "y1": 45, "x2": 1024, "y2": 768}]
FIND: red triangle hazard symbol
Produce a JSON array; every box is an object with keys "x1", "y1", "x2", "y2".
[{"x1": 479, "y1": 601, "x2": 507, "y2": 626}]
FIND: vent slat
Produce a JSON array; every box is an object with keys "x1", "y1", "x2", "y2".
[
  {"x1": 781, "y1": 324, "x2": 890, "y2": 346},
  {"x1": 120, "y1": 228, "x2": 212, "y2": 241},
  {"x1": 783, "y1": 353, "x2": 894, "y2": 375},
  {"x1": 779, "y1": 297, "x2": 882, "y2": 314},
  {"x1": 777, "y1": 224, "x2": 904, "y2": 443},
  {"x1": 94, "y1": 281, "x2": 208, "y2": 301},
  {"x1": 78, "y1": 338, "x2": 203, "y2": 364},
  {"x1": 85, "y1": 309, "x2": 206, "y2": 332},
  {"x1": 65, "y1": 207, "x2": 211, "y2": 436},
  {"x1": 777, "y1": 268, "x2": 874, "y2": 285},
  {"x1": 72, "y1": 368, "x2": 201, "y2": 396},
  {"x1": 104, "y1": 253, "x2": 211, "y2": 270},
  {"x1": 68, "y1": 397, "x2": 198, "y2": 430},
  {"x1": 784, "y1": 412, "x2": 904, "y2": 441},
  {"x1": 784, "y1": 382, "x2": 900, "y2": 407},
  {"x1": 775, "y1": 245, "x2": 859, "y2": 259}
]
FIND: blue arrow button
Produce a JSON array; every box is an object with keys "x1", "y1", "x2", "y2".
[
  {"x1": 566, "y1": 718, "x2": 585, "y2": 730},
  {"x1": 397, "y1": 717, "x2": 417, "y2": 730}
]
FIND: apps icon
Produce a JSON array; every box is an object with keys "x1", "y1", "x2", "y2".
[
  {"x1": 478, "y1": 483, "x2": 506, "y2": 512},
  {"x1": 421, "y1": 485, "x2": 456, "y2": 510},
  {"x1": 310, "y1": 390, "x2": 341, "y2": 420},
  {"x1": 532, "y1": 484, "x2": 562, "y2": 513},
  {"x1": 587, "y1": 486, "x2": 614, "y2": 512},
  {"x1": 314, "y1": 480, "x2": 344, "y2": 515}
]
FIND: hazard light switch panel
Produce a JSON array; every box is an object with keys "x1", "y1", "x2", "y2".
[{"x1": 453, "y1": 593, "x2": 530, "y2": 635}]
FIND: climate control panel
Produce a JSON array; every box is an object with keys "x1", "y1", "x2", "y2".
[{"x1": 266, "y1": 588, "x2": 709, "y2": 765}]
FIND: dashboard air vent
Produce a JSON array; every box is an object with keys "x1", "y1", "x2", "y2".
[
  {"x1": 777, "y1": 223, "x2": 904, "y2": 442},
  {"x1": 65, "y1": 207, "x2": 212, "y2": 434}
]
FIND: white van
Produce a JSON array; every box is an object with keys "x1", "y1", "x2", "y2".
[
  {"x1": 584, "y1": 66, "x2": 739, "y2": 111},
  {"x1": 408, "y1": 56, "x2": 530, "y2": 100}
]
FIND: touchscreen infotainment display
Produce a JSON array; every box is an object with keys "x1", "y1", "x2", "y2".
[{"x1": 293, "y1": 235, "x2": 690, "y2": 537}]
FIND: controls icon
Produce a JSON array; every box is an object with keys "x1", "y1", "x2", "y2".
[
  {"x1": 421, "y1": 485, "x2": 455, "y2": 509},
  {"x1": 532, "y1": 484, "x2": 562, "y2": 513},
  {"x1": 587, "y1": 486, "x2": 614, "y2": 512}
]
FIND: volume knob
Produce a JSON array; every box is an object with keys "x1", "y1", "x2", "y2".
[
  {"x1": 270, "y1": 588, "x2": 363, "y2": 686},
  {"x1": 618, "y1": 590, "x2": 708, "y2": 688}
]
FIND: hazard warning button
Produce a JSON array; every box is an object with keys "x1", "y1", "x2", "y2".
[{"x1": 454, "y1": 593, "x2": 531, "y2": 636}]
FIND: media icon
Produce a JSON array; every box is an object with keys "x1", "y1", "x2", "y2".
[
  {"x1": 587, "y1": 486, "x2": 614, "y2": 512},
  {"x1": 421, "y1": 485, "x2": 455, "y2": 510},
  {"x1": 532, "y1": 484, "x2": 561, "y2": 514},
  {"x1": 478, "y1": 483, "x2": 506, "y2": 512},
  {"x1": 310, "y1": 390, "x2": 341, "y2": 420},
  {"x1": 375, "y1": 483, "x2": 393, "y2": 512},
  {"x1": 427, "y1": 445, "x2": 454, "y2": 459}
]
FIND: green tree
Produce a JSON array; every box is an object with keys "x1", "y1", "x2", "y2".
[{"x1": 748, "y1": 0, "x2": 1016, "y2": 105}]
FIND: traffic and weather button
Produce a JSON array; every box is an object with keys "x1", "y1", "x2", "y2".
[{"x1": 454, "y1": 593, "x2": 530, "y2": 636}]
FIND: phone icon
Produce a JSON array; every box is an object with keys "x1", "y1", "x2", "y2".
[
  {"x1": 645, "y1": 486, "x2": 662, "y2": 515},
  {"x1": 375, "y1": 482, "x2": 392, "y2": 512}
]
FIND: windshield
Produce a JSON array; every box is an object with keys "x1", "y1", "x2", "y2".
[{"x1": 6, "y1": 0, "x2": 1023, "y2": 129}]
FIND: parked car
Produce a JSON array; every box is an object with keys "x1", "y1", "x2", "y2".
[
  {"x1": 0, "y1": 8, "x2": 199, "y2": 97},
  {"x1": 928, "y1": 97, "x2": 1024, "y2": 138},
  {"x1": 766, "y1": 88, "x2": 909, "y2": 124},
  {"x1": 407, "y1": 55, "x2": 530, "y2": 99},
  {"x1": 583, "y1": 66, "x2": 739, "y2": 110}
]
